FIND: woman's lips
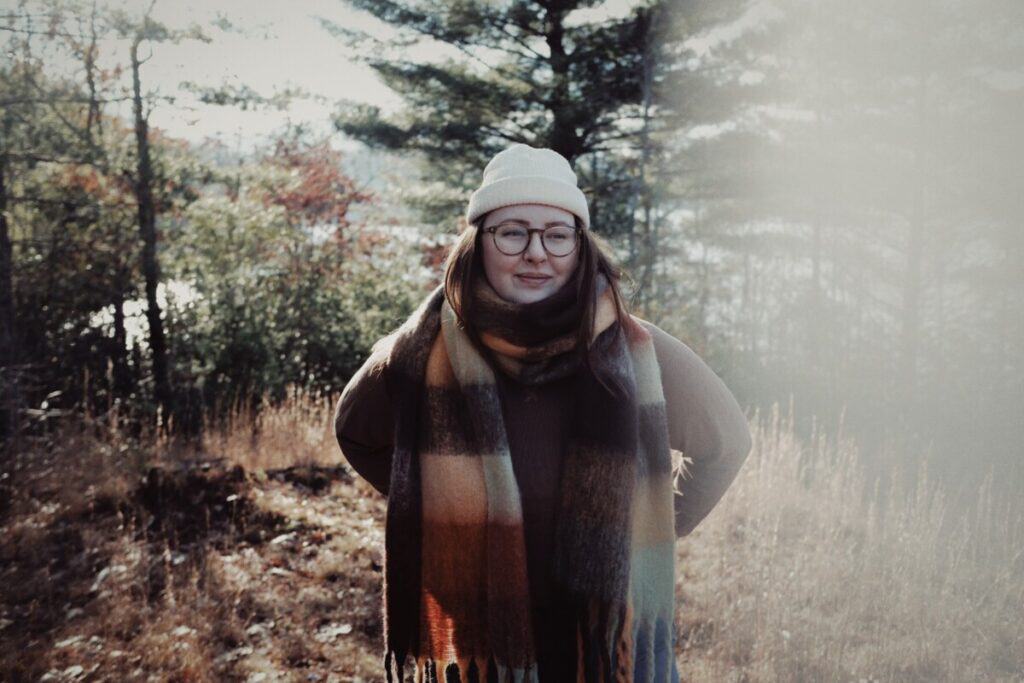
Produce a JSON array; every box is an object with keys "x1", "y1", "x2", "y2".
[{"x1": 515, "y1": 274, "x2": 552, "y2": 286}]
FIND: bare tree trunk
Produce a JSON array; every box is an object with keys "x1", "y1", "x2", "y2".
[
  {"x1": 130, "y1": 36, "x2": 173, "y2": 430},
  {"x1": 85, "y1": 1, "x2": 101, "y2": 141},
  {"x1": 897, "y1": 70, "x2": 928, "y2": 426},
  {"x1": 636, "y1": 4, "x2": 658, "y2": 320},
  {"x1": 543, "y1": 5, "x2": 582, "y2": 161},
  {"x1": 0, "y1": 133, "x2": 20, "y2": 448},
  {"x1": 808, "y1": 110, "x2": 824, "y2": 378},
  {"x1": 696, "y1": 239, "x2": 711, "y2": 349},
  {"x1": 932, "y1": 242, "x2": 948, "y2": 407},
  {"x1": 741, "y1": 249, "x2": 754, "y2": 359},
  {"x1": 111, "y1": 281, "x2": 132, "y2": 398}
]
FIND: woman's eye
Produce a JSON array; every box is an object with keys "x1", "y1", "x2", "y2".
[{"x1": 498, "y1": 227, "x2": 527, "y2": 239}]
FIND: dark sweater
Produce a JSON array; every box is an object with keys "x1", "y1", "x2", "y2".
[{"x1": 333, "y1": 319, "x2": 752, "y2": 680}]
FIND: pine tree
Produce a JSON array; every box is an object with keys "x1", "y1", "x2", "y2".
[{"x1": 323, "y1": 0, "x2": 678, "y2": 244}]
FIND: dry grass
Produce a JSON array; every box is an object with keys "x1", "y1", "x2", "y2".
[
  {"x1": 1, "y1": 395, "x2": 385, "y2": 682},
  {"x1": 201, "y1": 388, "x2": 342, "y2": 472},
  {"x1": 2, "y1": 390, "x2": 1022, "y2": 682},
  {"x1": 675, "y1": 403, "x2": 1024, "y2": 682}
]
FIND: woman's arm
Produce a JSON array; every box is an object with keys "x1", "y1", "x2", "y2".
[
  {"x1": 332, "y1": 352, "x2": 395, "y2": 496},
  {"x1": 640, "y1": 320, "x2": 754, "y2": 538}
]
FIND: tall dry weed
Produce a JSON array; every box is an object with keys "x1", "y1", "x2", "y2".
[
  {"x1": 202, "y1": 386, "x2": 340, "y2": 471},
  {"x1": 676, "y1": 400, "x2": 1024, "y2": 682}
]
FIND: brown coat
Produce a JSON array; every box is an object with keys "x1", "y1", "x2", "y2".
[{"x1": 333, "y1": 318, "x2": 752, "y2": 680}]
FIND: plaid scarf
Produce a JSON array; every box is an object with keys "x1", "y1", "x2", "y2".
[{"x1": 375, "y1": 273, "x2": 680, "y2": 683}]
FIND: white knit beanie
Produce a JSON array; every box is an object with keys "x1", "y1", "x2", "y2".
[{"x1": 465, "y1": 143, "x2": 590, "y2": 230}]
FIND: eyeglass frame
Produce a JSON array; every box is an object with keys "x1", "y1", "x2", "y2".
[{"x1": 481, "y1": 221, "x2": 581, "y2": 257}]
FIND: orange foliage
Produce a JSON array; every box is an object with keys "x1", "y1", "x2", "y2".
[{"x1": 263, "y1": 138, "x2": 374, "y2": 230}]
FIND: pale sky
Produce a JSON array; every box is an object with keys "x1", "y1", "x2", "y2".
[{"x1": 81, "y1": 0, "x2": 408, "y2": 151}]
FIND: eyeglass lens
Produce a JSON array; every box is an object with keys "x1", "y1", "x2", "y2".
[{"x1": 491, "y1": 224, "x2": 577, "y2": 256}]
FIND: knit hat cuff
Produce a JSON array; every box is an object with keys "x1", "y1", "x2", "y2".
[{"x1": 466, "y1": 175, "x2": 590, "y2": 230}]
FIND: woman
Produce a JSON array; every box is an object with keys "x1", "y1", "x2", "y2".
[{"x1": 334, "y1": 144, "x2": 752, "y2": 683}]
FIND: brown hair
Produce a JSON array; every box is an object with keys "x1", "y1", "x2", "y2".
[{"x1": 442, "y1": 211, "x2": 635, "y2": 396}]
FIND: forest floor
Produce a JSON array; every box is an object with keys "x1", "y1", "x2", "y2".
[
  {"x1": 1, "y1": 446, "x2": 392, "y2": 682},
  {"x1": 2, "y1": 401, "x2": 1022, "y2": 682}
]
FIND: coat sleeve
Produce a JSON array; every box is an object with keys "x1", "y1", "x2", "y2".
[
  {"x1": 332, "y1": 351, "x2": 395, "y2": 496},
  {"x1": 640, "y1": 320, "x2": 753, "y2": 538}
]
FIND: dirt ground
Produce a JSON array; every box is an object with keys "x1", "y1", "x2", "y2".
[{"x1": 1, "y1": 445, "x2": 394, "y2": 682}]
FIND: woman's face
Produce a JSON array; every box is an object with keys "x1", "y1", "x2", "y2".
[{"x1": 479, "y1": 203, "x2": 580, "y2": 304}]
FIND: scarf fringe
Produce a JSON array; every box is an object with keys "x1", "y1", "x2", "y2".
[
  {"x1": 572, "y1": 600, "x2": 678, "y2": 682},
  {"x1": 629, "y1": 616, "x2": 678, "y2": 683},
  {"x1": 575, "y1": 599, "x2": 635, "y2": 682},
  {"x1": 386, "y1": 650, "x2": 541, "y2": 683}
]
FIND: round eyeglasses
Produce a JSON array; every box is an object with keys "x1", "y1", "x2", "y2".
[{"x1": 483, "y1": 223, "x2": 579, "y2": 257}]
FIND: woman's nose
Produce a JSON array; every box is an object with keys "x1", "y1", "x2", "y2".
[{"x1": 523, "y1": 232, "x2": 546, "y2": 262}]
